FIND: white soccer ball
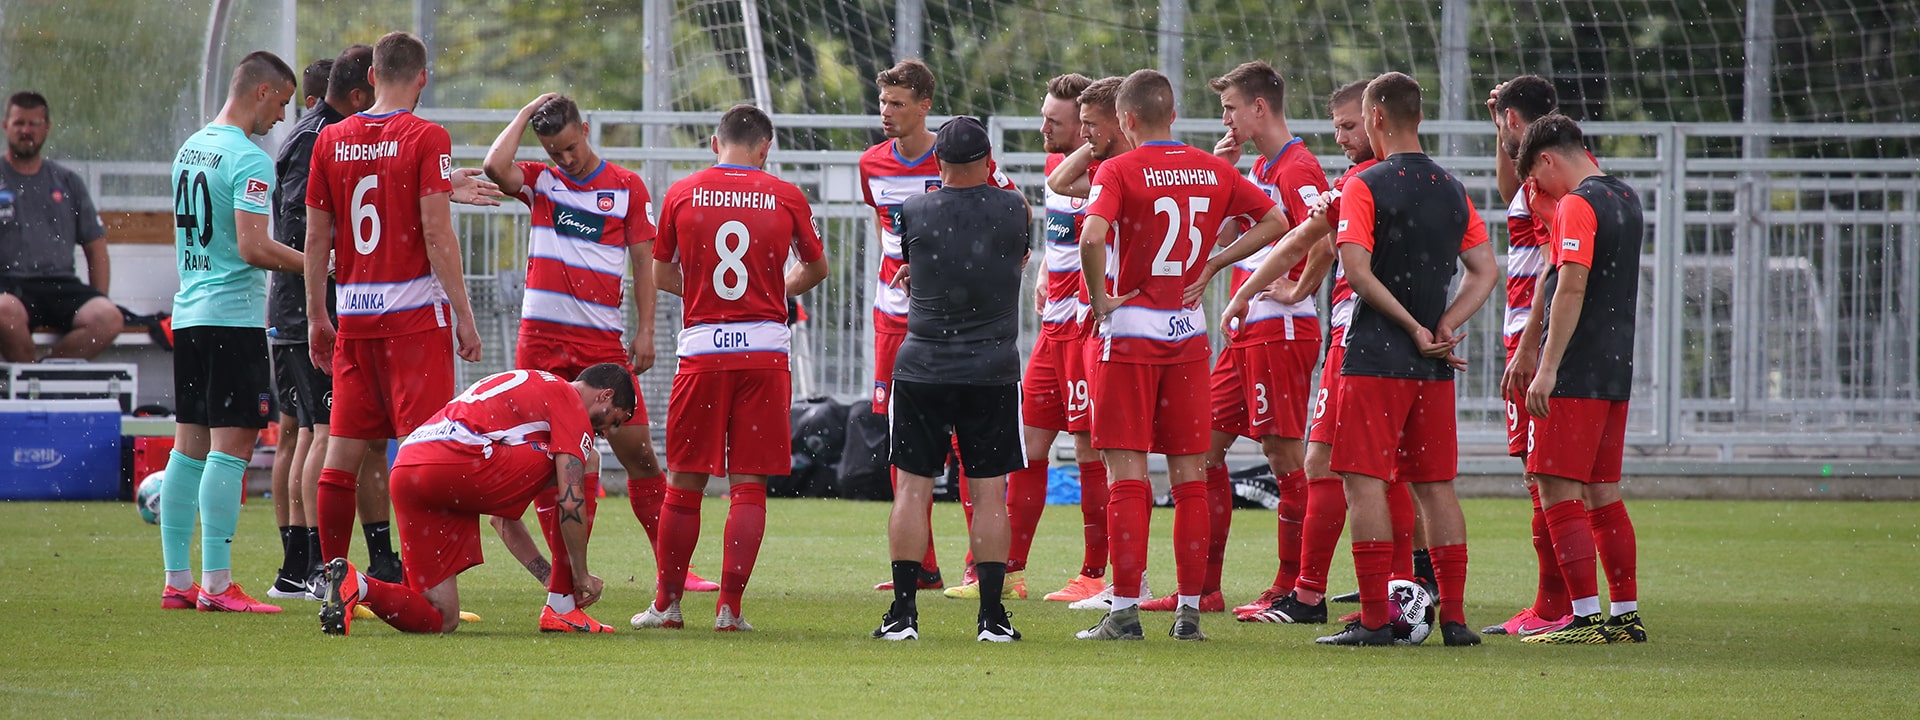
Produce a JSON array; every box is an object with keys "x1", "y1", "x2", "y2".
[
  {"x1": 1388, "y1": 579, "x2": 1435, "y2": 645},
  {"x1": 136, "y1": 471, "x2": 165, "y2": 524}
]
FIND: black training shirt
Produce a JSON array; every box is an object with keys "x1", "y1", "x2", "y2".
[
  {"x1": 1538, "y1": 174, "x2": 1644, "y2": 401},
  {"x1": 891, "y1": 183, "x2": 1031, "y2": 385}
]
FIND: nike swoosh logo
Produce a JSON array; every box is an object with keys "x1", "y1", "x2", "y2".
[
  {"x1": 1066, "y1": 414, "x2": 1087, "y2": 423},
  {"x1": 557, "y1": 615, "x2": 591, "y2": 632}
]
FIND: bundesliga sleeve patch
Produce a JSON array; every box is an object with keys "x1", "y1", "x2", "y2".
[
  {"x1": 243, "y1": 178, "x2": 270, "y2": 207},
  {"x1": 1562, "y1": 237, "x2": 1581, "y2": 251},
  {"x1": 1337, "y1": 219, "x2": 1349, "y2": 232},
  {"x1": 1087, "y1": 185, "x2": 1103, "y2": 204},
  {"x1": 440, "y1": 154, "x2": 453, "y2": 180},
  {"x1": 1296, "y1": 186, "x2": 1321, "y2": 205}
]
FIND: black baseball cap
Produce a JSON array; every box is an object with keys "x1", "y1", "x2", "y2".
[{"x1": 935, "y1": 116, "x2": 991, "y2": 164}]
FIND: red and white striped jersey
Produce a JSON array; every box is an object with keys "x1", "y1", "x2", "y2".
[
  {"x1": 655, "y1": 164, "x2": 824, "y2": 373},
  {"x1": 1039, "y1": 153, "x2": 1099, "y2": 340},
  {"x1": 1504, "y1": 175, "x2": 1558, "y2": 351},
  {"x1": 1228, "y1": 138, "x2": 1331, "y2": 347},
  {"x1": 513, "y1": 160, "x2": 655, "y2": 348},
  {"x1": 859, "y1": 138, "x2": 1015, "y2": 334},
  {"x1": 1325, "y1": 159, "x2": 1378, "y2": 348},
  {"x1": 395, "y1": 369, "x2": 593, "y2": 467},
  {"x1": 306, "y1": 109, "x2": 455, "y2": 339}
]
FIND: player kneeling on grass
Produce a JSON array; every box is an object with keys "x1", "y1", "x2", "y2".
[
  {"x1": 871, "y1": 117, "x2": 1031, "y2": 642},
  {"x1": 1510, "y1": 114, "x2": 1646, "y2": 645},
  {"x1": 319, "y1": 364, "x2": 636, "y2": 635},
  {"x1": 630, "y1": 105, "x2": 829, "y2": 633}
]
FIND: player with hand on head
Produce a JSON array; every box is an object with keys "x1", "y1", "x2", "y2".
[
  {"x1": 1158, "y1": 61, "x2": 1329, "y2": 616},
  {"x1": 1314, "y1": 73, "x2": 1498, "y2": 647},
  {"x1": 859, "y1": 59, "x2": 1019, "y2": 594},
  {"x1": 630, "y1": 105, "x2": 829, "y2": 632},
  {"x1": 481, "y1": 92, "x2": 722, "y2": 594},
  {"x1": 1074, "y1": 69, "x2": 1290, "y2": 642},
  {"x1": 305, "y1": 32, "x2": 484, "y2": 576},
  {"x1": 157, "y1": 50, "x2": 305, "y2": 614},
  {"x1": 871, "y1": 116, "x2": 1032, "y2": 642},
  {"x1": 1510, "y1": 115, "x2": 1645, "y2": 645},
  {"x1": 318, "y1": 364, "x2": 635, "y2": 635}
]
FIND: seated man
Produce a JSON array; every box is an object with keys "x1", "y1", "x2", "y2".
[
  {"x1": 318, "y1": 363, "x2": 635, "y2": 635},
  {"x1": 0, "y1": 91, "x2": 123, "y2": 361}
]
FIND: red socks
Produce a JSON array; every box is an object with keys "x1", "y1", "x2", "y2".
[
  {"x1": 1388, "y1": 480, "x2": 1416, "y2": 582},
  {"x1": 1203, "y1": 464, "x2": 1233, "y2": 594},
  {"x1": 1589, "y1": 500, "x2": 1637, "y2": 605},
  {"x1": 653, "y1": 485, "x2": 703, "y2": 610},
  {"x1": 539, "y1": 473, "x2": 601, "y2": 594},
  {"x1": 719, "y1": 483, "x2": 767, "y2": 617},
  {"x1": 362, "y1": 575, "x2": 443, "y2": 633},
  {"x1": 1353, "y1": 540, "x2": 1394, "y2": 629},
  {"x1": 1295, "y1": 475, "x2": 1347, "y2": 595},
  {"x1": 1543, "y1": 499, "x2": 1599, "y2": 605},
  {"x1": 1077, "y1": 461, "x2": 1109, "y2": 578},
  {"x1": 1273, "y1": 469, "x2": 1307, "y2": 593},
  {"x1": 1429, "y1": 543, "x2": 1468, "y2": 626},
  {"x1": 1006, "y1": 460, "x2": 1050, "y2": 572},
  {"x1": 627, "y1": 474, "x2": 666, "y2": 549},
  {"x1": 316, "y1": 467, "x2": 359, "y2": 563},
  {"x1": 1528, "y1": 484, "x2": 1570, "y2": 619},
  {"x1": 1171, "y1": 480, "x2": 1211, "y2": 598},
  {"x1": 1106, "y1": 478, "x2": 1151, "y2": 599}
]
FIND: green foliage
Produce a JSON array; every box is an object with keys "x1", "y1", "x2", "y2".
[{"x1": 2, "y1": 498, "x2": 1916, "y2": 716}]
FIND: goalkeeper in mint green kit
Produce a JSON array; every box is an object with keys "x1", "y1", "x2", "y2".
[{"x1": 158, "y1": 50, "x2": 308, "y2": 614}]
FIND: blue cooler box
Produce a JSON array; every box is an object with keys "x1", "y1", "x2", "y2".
[{"x1": 0, "y1": 399, "x2": 123, "y2": 500}]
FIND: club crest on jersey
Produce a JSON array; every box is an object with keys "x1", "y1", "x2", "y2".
[
  {"x1": 257, "y1": 393, "x2": 272, "y2": 417},
  {"x1": 597, "y1": 192, "x2": 615, "y2": 212},
  {"x1": 924, "y1": 179, "x2": 942, "y2": 192},
  {"x1": 50, "y1": 188, "x2": 66, "y2": 203},
  {"x1": 1069, "y1": 195, "x2": 1085, "y2": 210}
]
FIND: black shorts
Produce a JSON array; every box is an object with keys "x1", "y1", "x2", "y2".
[
  {"x1": 272, "y1": 343, "x2": 332, "y2": 429},
  {"x1": 888, "y1": 379, "x2": 1025, "y2": 479},
  {"x1": 174, "y1": 325, "x2": 274, "y2": 429},
  {"x1": 0, "y1": 275, "x2": 107, "y2": 331}
]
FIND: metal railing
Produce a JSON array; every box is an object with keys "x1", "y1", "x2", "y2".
[{"x1": 85, "y1": 111, "x2": 1920, "y2": 456}]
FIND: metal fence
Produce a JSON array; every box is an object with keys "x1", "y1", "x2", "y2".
[{"x1": 81, "y1": 111, "x2": 1919, "y2": 455}]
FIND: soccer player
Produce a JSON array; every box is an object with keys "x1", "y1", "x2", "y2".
[
  {"x1": 318, "y1": 364, "x2": 635, "y2": 635},
  {"x1": 1041, "y1": 75, "x2": 1135, "y2": 607},
  {"x1": 870, "y1": 116, "x2": 1031, "y2": 642},
  {"x1": 480, "y1": 93, "x2": 720, "y2": 593},
  {"x1": 976, "y1": 72, "x2": 1100, "y2": 606},
  {"x1": 1511, "y1": 115, "x2": 1645, "y2": 645},
  {"x1": 157, "y1": 50, "x2": 305, "y2": 614},
  {"x1": 1074, "y1": 69, "x2": 1288, "y2": 641},
  {"x1": 1314, "y1": 72, "x2": 1498, "y2": 647},
  {"x1": 1158, "y1": 61, "x2": 1328, "y2": 615},
  {"x1": 305, "y1": 32, "x2": 484, "y2": 571},
  {"x1": 1485, "y1": 75, "x2": 1576, "y2": 636},
  {"x1": 858, "y1": 59, "x2": 1017, "y2": 592},
  {"x1": 630, "y1": 105, "x2": 829, "y2": 632}
]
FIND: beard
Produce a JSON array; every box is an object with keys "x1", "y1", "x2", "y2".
[{"x1": 7, "y1": 137, "x2": 40, "y2": 160}]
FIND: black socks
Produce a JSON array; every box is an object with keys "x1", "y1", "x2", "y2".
[
  {"x1": 975, "y1": 561, "x2": 1007, "y2": 620},
  {"x1": 890, "y1": 560, "x2": 921, "y2": 617}
]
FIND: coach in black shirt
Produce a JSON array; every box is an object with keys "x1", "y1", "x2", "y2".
[{"x1": 873, "y1": 116, "x2": 1030, "y2": 643}]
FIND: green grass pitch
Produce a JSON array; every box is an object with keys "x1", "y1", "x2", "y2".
[{"x1": 1, "y1": 496, "x2": 1915, "y2": 717}]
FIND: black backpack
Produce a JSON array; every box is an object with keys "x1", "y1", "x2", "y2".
[
  {"x1": 834, "y1": 403, "x2": 894, "y2": 501},
  {"x1": 767, "y1": 396, "x2": 853, "y2": 497}
]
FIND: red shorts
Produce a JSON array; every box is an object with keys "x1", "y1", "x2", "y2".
[
  {"x1": 391, "y1": 442, "x2": 556, "y2": 591},
  {"x1": 1091, "y1": 359, "x2": 1209, "y2": 455},
  {"x1": 1306, "y1": 344, "x2": 1347, "y2": 445},
  {"x1": 1210, "y1": 341, "x2": 1316, "y2": 439},
  {"x1": 1021, "y1": 331, "x2": 1092, "y2": 433},
  {"x1": 1328, "y1": 374, "x2": 1458, "y2": 483},
  {"x1": 1524, "y1": 397, "x2": 1629, "y2": 483},
  {"x1": 873, "y1": 330, "x2": 905, "y2": 414},
  {"x1": 1503, "y1": 347, "x2": 1531, "y2": 457},
  {"x1": 666, "y1": 369, "x2": 793, "y2": 476},
  {"x1": 330, "y1": 329, "x2": 456, "y2": 440},
  {"x1": 516, "y1": 333, "x2": 651, "y2": 426}
]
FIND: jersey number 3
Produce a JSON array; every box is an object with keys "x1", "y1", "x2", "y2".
[{"x1": 1151, "y1": 196, "x2": 1211, "y2": 277}]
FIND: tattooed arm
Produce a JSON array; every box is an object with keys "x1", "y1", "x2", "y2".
[{"x1": 488, "y1": 515, "x2": 552, "y2": 584}]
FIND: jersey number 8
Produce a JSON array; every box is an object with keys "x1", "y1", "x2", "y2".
[{"x1": 713, "y1": 220, "x2": 752, "y2": 301}]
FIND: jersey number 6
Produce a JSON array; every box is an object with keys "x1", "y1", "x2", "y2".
[{"x1": 351, "y1": 175, "x2": 382, "y2": 255}]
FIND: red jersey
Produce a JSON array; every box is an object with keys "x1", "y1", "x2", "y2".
[
  {"x1": 1086, "y1": 141, "x2": 1275, "y2": 364},
  {"x1": 394, "y1": 369, "x2": 593, "y2": 467},
  {"x1": 306, "y1": 109, "x2": 455, "y2": 339},
  {"x1": 1040, "y1": 153, "x2": 1099, "y2": 340},
  {"x1": 1325, "y1": 158, "x2": 1379, "y2": 348},
  {"x1": 1228, "y1": 138, "x2": 1331, "y2": 346},
  {"x1": 655, "y1": 164, "x2": 825, "y2": 373},
  {"x1": 859, "y1": 138, "x2": 1015, "y2": 333},
  {"x1": 513, "y1": 160, "x2": 655, "y2": 347},
  {"x1": 1504, "y1": 176, "x2": 1557, "y2": 349}
]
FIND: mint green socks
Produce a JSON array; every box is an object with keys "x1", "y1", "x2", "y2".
[
  {"x1": 198, "y1": 451, "x2": 249, "y2": 573},
  {"x1": 159, "y1": 451, "x2": 206, "y2": 578}
]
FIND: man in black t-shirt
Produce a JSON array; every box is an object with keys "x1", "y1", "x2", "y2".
[
  {"x1": 1514, "y1": 114, "x2": 1647, "y2": 645},
  {"x1": 0, "y1": 91, "x2": 121, "y2": 362},
  {"x1": 1320, "y1": 73, "x2": 1500, "y2": 647},
  {"x1": 872, "y1": 116, "x2": 1030, "y2": 643}
]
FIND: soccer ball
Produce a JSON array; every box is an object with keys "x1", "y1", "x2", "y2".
[
  {"x1": 136, "y1": 472, "x2": 164, "y2": 524},
  {"x1": 1388, "y1": 579, "x2": 1435, "y2": 645}
]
